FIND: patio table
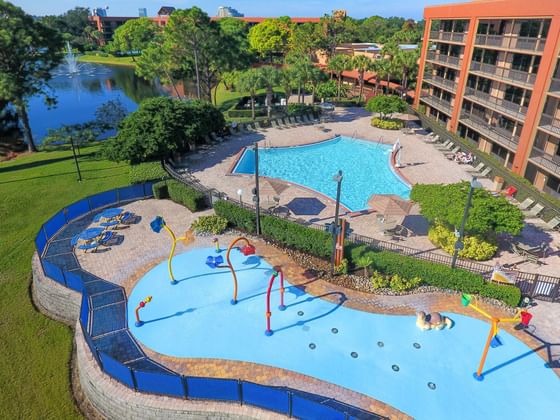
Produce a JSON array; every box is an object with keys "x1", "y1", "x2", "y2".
[
  {"x1": 99, "y1": 208, "x2": 123, "y2": 219},
  {"x1": 78, "y1": 227, "x2": 105, "y2": 242}
]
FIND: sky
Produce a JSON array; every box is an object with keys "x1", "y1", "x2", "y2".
[{"x1": 13, "y1": 0, "x2": 453, "y2": 20}]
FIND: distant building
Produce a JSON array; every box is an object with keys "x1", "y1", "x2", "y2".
[
  {"x1": 92, "y1": 7, "x2": 107, "y2": 17},
  {"x1": 138, "y1": 8, "x2": 147, "y2": 17},
  {"x1": 157, "y1": 6, "x2": 176, "y2": 16},
  {"x1": 217, "y1": 6, "x2": 244, "y2": 18}
]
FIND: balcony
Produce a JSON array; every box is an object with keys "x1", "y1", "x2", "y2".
[
  {"x1": 429, "y1": 31, "x2": 466, "y2": 44},
  {"x1": 539, "y1": 114, "x2": 560, "y2": 136},
  {"x1": 550, "y1": 78, "x2": 560, "y2": 95},
  {"x1": 426, "y1": 52, "x2": 461, "y2": 69},
  {"x1": 423, "y1": 74, "x2": 458, "y2": 92},
  {"x1": 459, "y1": 112, "x2": 520, "y2": 151},
  {"x1": 529, "y1": 149, "x2": 560, "y2": 177},
  {"x1": 474, "y1": 34, "x2": 546, "y2": 53},
  {"x1": 463, "y1": 87, "x2": 528, "y2": 121},
  {"x1": 420, "y1": 94, "x2": 453, "y2": 116},
  {"x1": 469, "y1": 61, "x2": 536, "y2": 88}
]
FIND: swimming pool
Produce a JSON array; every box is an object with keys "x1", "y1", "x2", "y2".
[
  {"x1": 129, "y1": 247, "x2": 560, "y2": 419},
  {"x1": 232, "y1": 136, "x2": 410, "y2": 211}
]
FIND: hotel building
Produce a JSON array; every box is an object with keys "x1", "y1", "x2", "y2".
[{"x1": 414, "y1": 0, "x2": 560, "y2": 198}]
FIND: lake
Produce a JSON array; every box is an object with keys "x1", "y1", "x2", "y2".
[{"x1": 27, "y1": 63, "x2": 163, "y2": 144}]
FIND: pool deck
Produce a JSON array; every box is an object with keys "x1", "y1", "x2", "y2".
[
  {"x1": 78, "y1": 199, "x2": 559, "y2": 418},
  {"x1": 179, "y1": 107, "x2": 560, "y2": 278}
]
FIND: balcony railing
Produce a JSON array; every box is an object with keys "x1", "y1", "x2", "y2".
[
  {"x1": 539, "y1": 114, "x2": 560, "y2": 136},
  {"x1": 459, "y1": 112, "x2": 520, "y2": 151},
  {"x1": 474, "y1": 34, "x2": 546, "y2": 52},
  {"x1": 429, "y1": 31, "x2": 466, "y2": 43},
  {"x1": 426, "y1": 52, "x2": 461, "y2": 68},
  {"x1": 550, "y1": 78, "x2": 560, "y2": 94},
  {"x1": 530, "y1": 149, "x2": 560, "y2": 177},
  {"x1": 423, "y1": 74, "x2": 458, "y2": 92},
  {"x1": 420, "y1": 95, "x2": 453, "y2": 116},
  {"x1": 463, "y1": 87, "x2": 528, "y2": 121},
  {"x1": 469, "y1": 61, "x2": 536, "y2": 88}
]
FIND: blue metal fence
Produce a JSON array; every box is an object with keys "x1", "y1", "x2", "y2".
[{"x1": 37, "y1": 183, "x2": 385, "y2": 420}]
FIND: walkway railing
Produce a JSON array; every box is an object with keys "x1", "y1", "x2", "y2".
[{"x1": 36, "y1": 183, "x2": 384, "y2": 419}]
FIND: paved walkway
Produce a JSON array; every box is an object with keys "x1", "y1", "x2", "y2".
[{"x1": 179, "y1": 107, "x2": 560, "y2": 277}]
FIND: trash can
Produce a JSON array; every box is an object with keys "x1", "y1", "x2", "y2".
[{"x1": 493, "y1": 176, "x2": 504, "y2": 191}]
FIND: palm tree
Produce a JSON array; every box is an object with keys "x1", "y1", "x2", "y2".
[
  {"x1": 256, "y1": 66, "x2": 280, "y2": 118},
  {"x1": 326, "y1": 54, "x2": 351, "y2": 100},
  {"x1": 307, "y1": 66, "x2": 327, "y2": 103},
  {"x1": 394, "y1": 50, "x2": 420, "y2": 95},
  {"x1": 237, "y1": 69, "x2": 264, "y2": 120},
  {"x1": 352, "y1": 55, "x2": 373, "y2": 104},
  {"x1": 290, "y1": 56, "x2": 315, "y2": 103},
  {"x1": 373, "y1": 58, "x2": 394, "y2": 95},
  {"x1": 279, "y1": 68, "x2": 295, "y2": 105},
  {"x1": 356, "y1": 255, "x2": 374, "y2": 277}
]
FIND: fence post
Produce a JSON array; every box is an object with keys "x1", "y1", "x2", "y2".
[
  {"x1": 238, "y1": 380, "x2": 243, "y2": 406},
  {"x1": 529, "y1": 274, "x2": 540, "y2": 297},
  {"x1": 288, "y1": 391, "x2": 293, "y2": 418},
  {"x1": 116, "y1": 188, "x2": 121, "y2": 205},
  {"x1": 130, "y1": 367, "x2": 138, "y2": 391},
  {"x1": 181, "y1": 375, "x2": 189, "y2": 399}
]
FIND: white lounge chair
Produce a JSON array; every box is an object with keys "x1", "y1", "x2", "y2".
[
  {"x1": 517, "y1": 198, "x2": 534, "y2": 211},
  {"x1": 523, "y1": 203, "x2": 544, "y2": 218},
  {"x1": 468, "y1": 162, "x2": 485, "y2": 173},
  {"x1": 479, "y1": 167, "x2": 492, "y2": 178},
  {"x1": 535, "y1": 216, "x2": 560, "y2": 231}
]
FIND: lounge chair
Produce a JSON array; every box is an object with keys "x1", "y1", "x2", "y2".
[
  {"x1": 78, "y1": 241, "x2": 100, "y2": 253},
  {"x1": 257, "y1": 121, "x2": 267, "y2": 130},
  {"x1": 119, "y1": 211, "x2": 133, "y2": 224},
  {"x1": 468, "y1": 162, "x2": 485, "y2": 173},
  {"x1": 435, "y1": 139, "x2": 452, "y2": 149},
  {"x1": 271, "y1": 119, "x2": 281, "y2": 129},
  {"x1": 70, "y1": 234, "x2": 80, "y2": 248},
  {"x1": 445, "y1": 146, "x2": 461, "y2": 157},
  {"x1": 210, "y1": 132, "x2": 224, "y2": 143},
  {"x1": 511, "y1": 242, "x2": 545, "y2": 265},
  {"x1": 98, "y1": 230, "x2": 114, "y2": 246},
  {"x1": 523, "y1": 203, "x2": 544, "y2": 218},
  {"x1": 100, "y1": 219, "x2": 119, "y2": 229},
  {"x1": 541, "y1": 216, "x2": 560, "y2": 231},
  {"x1": 479, "y1": 167, "x2": 492, "y2": 178},
  {"x1": 517, "y1": 198, "x2": 534, "y2": 211}
]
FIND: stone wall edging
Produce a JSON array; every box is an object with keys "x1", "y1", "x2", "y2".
[
  {"x1": 75, "y1": 321, "x2": 285, "y2": 420},
  {"x1": 32, "y1": 252, "x2": 80, "y2": 325}
]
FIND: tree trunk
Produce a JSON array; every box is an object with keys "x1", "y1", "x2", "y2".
[
  {"x1": 15, "y1": 101, "x2": 36, "y2": 152},
  {"x1": 297, "y1": 85, "x2": 301, "y2": 104},
  {"x1": 251, "y1": 95, "x2": 255, "y2": 120},
  {"x1": 337, "y1": 73, "x2": 342, "y2": 100},
  {"x1": 213, "y1": 84, "x2": 219, "y2": 105},
  {"x1": 266, "y1": 86, "x2": 273, "y2": 119},
  {"x1": 193, "y1": 48, "x2": 201, "y2": 99}
]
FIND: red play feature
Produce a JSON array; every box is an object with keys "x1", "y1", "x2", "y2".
[
  {"x1": 520, "y1": 311, "x2": 532, "y2": 327},
  {"x1": 241, "y1": 244, "x2": 256, "y2": 256}
]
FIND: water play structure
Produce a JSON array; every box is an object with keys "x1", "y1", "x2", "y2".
[
  {"x1": 416, "y1": 311, "x2": 453, "y2": 330},
  {"x1": 461, "y1": 293, "x2": 533, "y2": 381},
  {"x1": 134, "y1": 296, "x2": 152, "y2": 327},
  {"x1": 150, "y1": 216, "x2": 194, "y2": 284}
]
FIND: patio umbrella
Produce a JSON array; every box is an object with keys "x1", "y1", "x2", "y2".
[
  {"x1": 259, "y1": 178, "x2": 289, "y2": 201},
  {"x1": 368, "y1": 194, "x2": 413, "y2": 217}
]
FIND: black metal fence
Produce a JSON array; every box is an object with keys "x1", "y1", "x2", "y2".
[{"x1": 163, "y1": 160, "x2": 560, "y2": 302}]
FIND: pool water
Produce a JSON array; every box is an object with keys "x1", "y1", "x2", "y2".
[
  {"x1": 232, "y1": 136, "x2": 410, "y2": 211},
  {"x1": 129, "y1": 247, "x2": 560, "y2": 419}
]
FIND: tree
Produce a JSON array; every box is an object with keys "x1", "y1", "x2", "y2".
[
  {"x1": 256, "y1": 66, "x2": 280, "y2": 118},
  {"x1": 372, "y1": 58, "x2": 393, "y2": 93},
  {"x1": 248, "y1": 17, "x2": 293, "y2": 60},
  {"x1": 279, "y1": 68, "x2": 295, "y2": 104},
  {"x1": 41, "y1": 7, "x2": 91, "y2": 50},
  {"x1": 0, "y1": 1, "x2": 64, "y2": 152},
  {"x1": 356, "y1": 255, "x2": 374, "y2": 277},
  {"x1": 317, "y1": 13, "x2": 358, "y2": 58},
  {"x1": 107, "y1": 18, "x2": 159, "y2": 60},
  {"x1": 236, "y1": 69, "x2": 264, "y2": 120},
  {"x1": 289, "y1": 22, "x2": 321, "y2": 58},
  {"x1": 352, "y1": 55, "x2": 373, "y2": 104},
  {"x1": 410, "y1": 183, "x2": 524, "y2": 236},
  {"x1": 391, "y1": 19, "x2": 422, "y2": 44},
  {"x1": 359, "y1": 16, "x2": 405, "y2": 43},
  {"x1": 316, "y1": 80, "x2": 338, "y2": 102},
  {"x1": 393, "y1": 49, "x2": 419, "y2": 94},
  {"x1": 365, "y1": 95, "x2": 407, "y2": 119},
  {"x1": 103, "y1": 97, "x2": 225, "y2": 163},
  {"x1": 326, "y1": 54, "x2": 351, "y2": 100},
  {"x1": 217, "y1": 17, "x2": 254, "y2": 66}
]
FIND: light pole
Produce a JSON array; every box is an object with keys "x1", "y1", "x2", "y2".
[
  {"x1": 70, "y1": 136, "x2": 82, "y2": 182},
  {"x1": 330, "y1": 170, "x2": 343, "y2": 275},
  {"x1": 451, "y1": 177, "x2": 482, "y2": 269},
  {"x1": 252, "y1": 143, "x2": 261, "y2": 236}
]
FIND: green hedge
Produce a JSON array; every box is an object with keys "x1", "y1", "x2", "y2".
[
  {"x1": 166, "y1": 180, "x2": 207, "y2": 212},
  {"x1": 347, "y1": 243, "x2": 521, "y2": 307},
  {"x1": 228, "y1": 109, "x2": 267, "y2": 119},
  {"x1": 213, "y1": 201, "x2": 332, "y2": 258},
  {"x1": 152, "y1": 180, "x2": 169, "y2": 199},
  {"x1": 129, "y1": 161, "x2": 168, "y2": 184},
  {"x1": 287, "y1": 103, "x2": 314, "y2": 116},
  {"x1": 371, "y1": 117, "x2": 404, "y2": 130}
]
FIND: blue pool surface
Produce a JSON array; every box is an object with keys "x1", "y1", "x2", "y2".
[
  {"x1": 129, "y1": 248, "x2": 560, "y2": 419},
  {"x1": 232, "y1": 136, "x2": 410, "y2": 211}
]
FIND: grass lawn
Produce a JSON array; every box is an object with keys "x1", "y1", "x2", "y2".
[
  {"x1": 78, "y1": 53, "x2": 136, "y2": 67},
  {"x1": 0, "y1": 145, "x2": 129, "y2": 418}
]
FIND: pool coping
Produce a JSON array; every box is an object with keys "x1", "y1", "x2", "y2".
[
  {"x1": 121, "y1": 239, "x2": 559, "y2": 418},
  {"x1": 226, "y1": 135, "x2": 412, "y2": 215}
]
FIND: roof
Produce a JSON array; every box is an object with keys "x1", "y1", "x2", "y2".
[
  {"x1": 157, "y1": 6, "x2": 176, "y2": 16},
  {"x1": 211, "y1": 16, "x2": 321, "y2": 23}
]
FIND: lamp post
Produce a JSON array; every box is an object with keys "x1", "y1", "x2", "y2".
[
  {"x1": 330, "y1": 170, "x2": 343, "y2": 275},
  {"x1": 451, "y1": 177, "x2": 482, "y2": 269},
  {"x1": 252, "y1": 143, "x2": 261, "y2": 236}
]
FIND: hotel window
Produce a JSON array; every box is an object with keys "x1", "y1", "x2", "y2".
[
  {"x1": 511, "y1": 54, "x2": 531, "y2": 72},
  {"x1": 442, "y1": 20, "x2": 453, "y2": 32},
  {"x1": 482, "y1": 50, "x2": 498, "y2": 65},
  {"x1": 504, "y1": 86, "x2": 527, "y2": 106},
  {"x1": 519, "y1": 20, "x2": 541, "y2": 38}
]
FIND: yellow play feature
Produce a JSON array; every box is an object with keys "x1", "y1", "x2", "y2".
[{"x1": 461, "y1": 293, "x2": 532, "y2": 381}]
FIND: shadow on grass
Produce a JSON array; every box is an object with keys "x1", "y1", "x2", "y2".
[{"x1": 0, "y1": 165, "x2": 128, "y2": 185}]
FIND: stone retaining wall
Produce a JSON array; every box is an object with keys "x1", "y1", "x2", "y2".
[
  {"x1": 75, "y1": 323, "x2": 284, "y2": 420},
  {"x1": 32, "y1": 252, "x2": 80, "y2": 325}
]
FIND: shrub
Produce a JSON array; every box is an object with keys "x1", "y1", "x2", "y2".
[
  {"x1": 129, "y1": 161, "x2": 168, "y2": 184},
  {"x1": 389, "y1": 274, "x2": 422, "y2": 292},
  {"x1": 152, "y1": 180, "x2": 169, "y2": 199},
  {"x1": 371, "y1": 117, "x2": 404, "y2": 130},
  {"x1": 228, "y1": 109, "x2": 266, "y2": 119},
  {"x1": 428, "y1": 223, "x2": 498, "y2": 261},
  {"x1": 334, "y1": 258, "x2": 348, "y2": 275},
  {"x1": 191, "y1": 215, "x2": 228, "y2": 235},
  {"x1": 287, "y1": 103, "x2": 315, "y2": 116},
  {"x1": 166, "y1": 180, "x2": 207, "y2": 212},
  {"x1": 371, "y1": 271, "x2": 390, "y2": 289},
  {"x1": 479, "y1": 282, "x2": 521, "y2": 307},
  {"x1": 213, "y1": 200, "x2": 332, "y2": 258},
  {"x1": 365, "y1": 95, "x2": 407, "y2": 119}
]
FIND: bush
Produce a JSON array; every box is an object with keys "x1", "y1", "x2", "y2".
[
  {"x1": 347, "y1": 243, "x2": 520, "y2": 306},
  {"x1": 428, "y1": 223, "x2": 498, "y2": 261},
  {"x1": 371, "y1": 117, "x2": 404, "y2": 130},
  {"x1": 152, "y1": 180, "x2": 169, "y2": 199},
  {"x1": 191, "y1": 215, "x2": 228, "y2": 234},
  {"x1": 334, "y1": 258, "x2": 348, "y2": 275},
  {"x1": 365, "y1": 95, "x2": 407, "y2": 119},
  {"x1": 166, "y1": 180, "x2": 207, "y2": 212},
  {"x1": 129, "y1": 161, "x2": 168, "y2": 184},
  {"x1": 228, "y1": 109, "x2": 266, "y2": 119},
  {"x1": 389, "y1": 274, "x2": 422, "y2": 292},
  {"x1": 213, "y1": 200, "x2": 332, "y2": 258},
  {"x1": 287, "y1": 103, "x2": 314, "y2": 116},
  {"x1": 371, "y1": 271, "x2": 389, "y2": 289}
]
